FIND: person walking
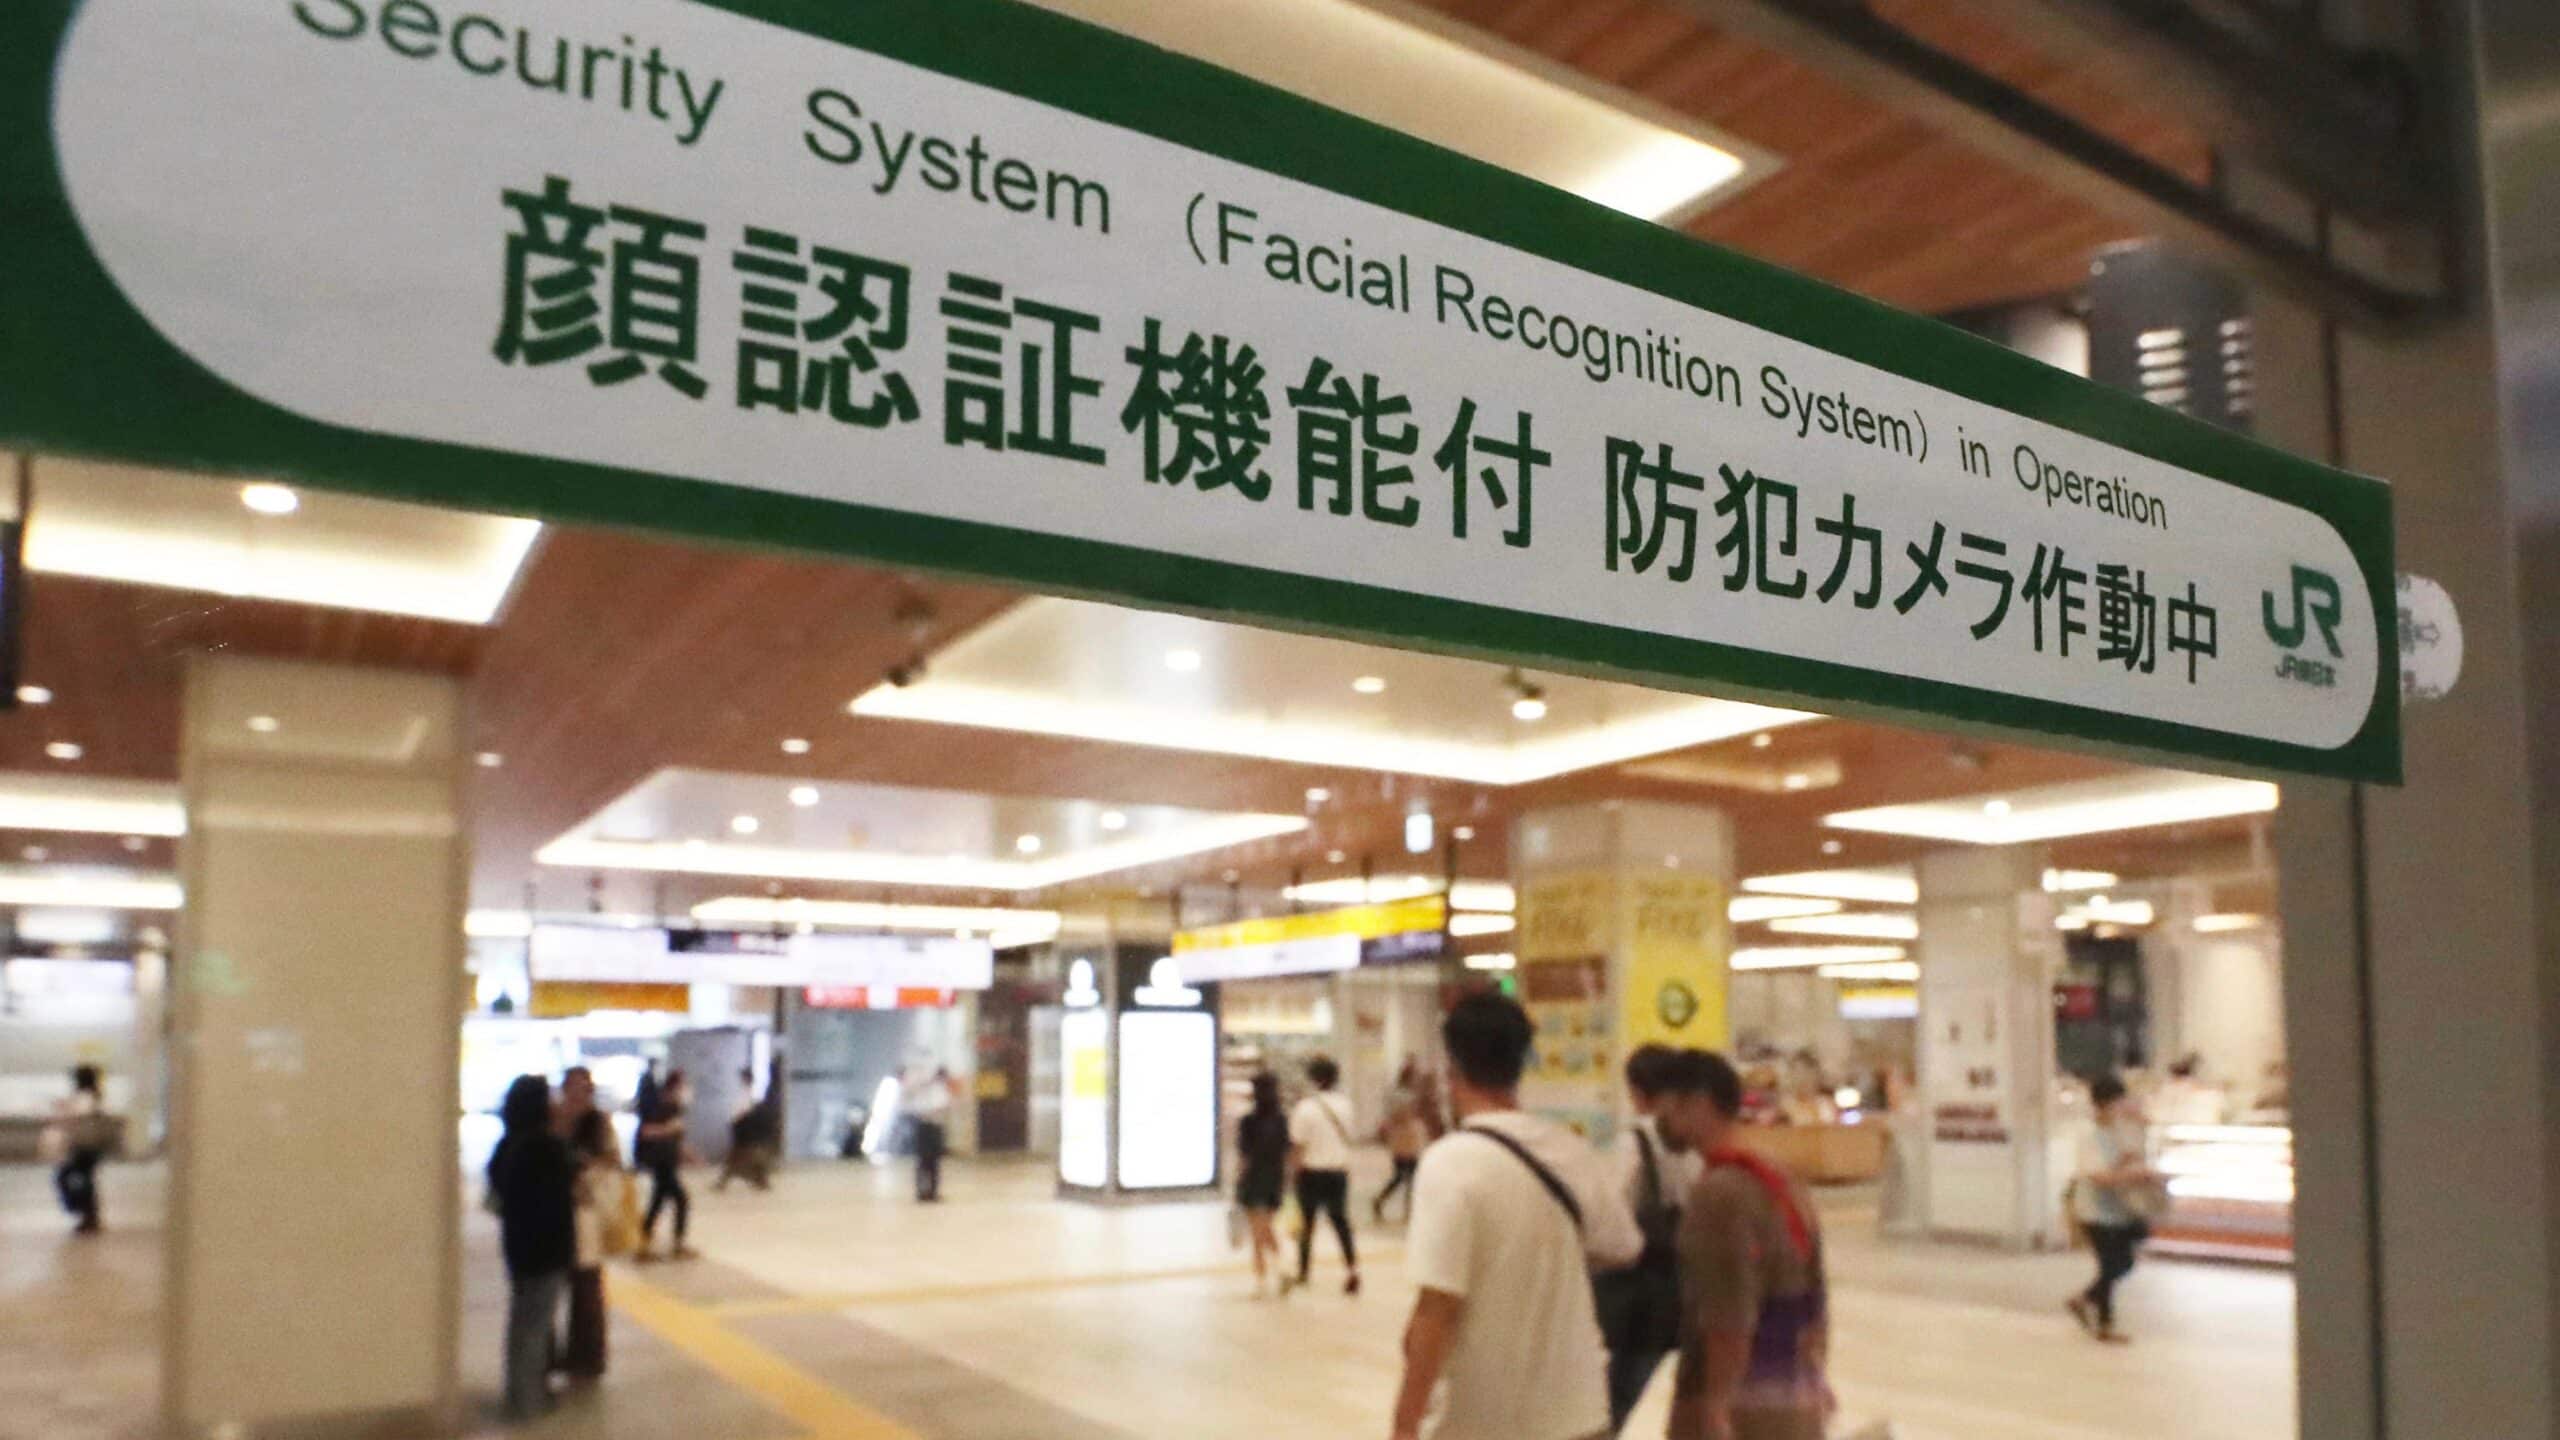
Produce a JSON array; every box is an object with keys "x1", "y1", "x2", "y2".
[
  {"x1": 1658, "y1": 1049, "x2": 1833, "y2": 1440},
  {"x1": 636, "y1": 1069, "x2": 694, "y2": 1261},
  {"x1": 1373, "y1": 1058, "x2": 1431, "y2": 1224},
  {"x1": 562, "y1": 1107, "x2": 626, "y2": 1384},
  {"x1": 905, "y1": 1064, "x2": 956, "y2": 1202},
  {"x1": 1599, "y1": 1045, "x2": 1704, "y2": 1432},
  {"x1": 553, "y1": 1065, "x2": 596, "y2": 1140},
  {"x1": 1390, "y1": 993, "x2": 1641, "y2": 1440},
  {"x1": 629, "y1": 1060, "x2": 662, "y2": 1169},
  {"x1": 716, "y1": 1068, "x2": 779, "y2": 1192},
  {"x1": 1283, "y1": 1056, "x2": 1361, "y2": 1296},
  {"x1": 49, "y1": 1064, "x2": 111, "y2": 1235},
  {"x1": 487, "y1": 1075, "x2": 577, "y2": 1420},
  {"x1": 2068, "y1": 1074, "x2": 2164, "y2": 1344},
  {"x1": 1236, "y1": 1071, "x2": 1292, "y2": 1296}
]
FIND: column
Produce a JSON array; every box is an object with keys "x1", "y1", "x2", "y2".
[
  {"x1": 1913, "y1": 846, "x2": 2061, "y2": 1249},
  {"x1": 1512, "y1": 800, "x2": 1733, "y2": 1142},
  {"x1": 164, "y1": 656, "x2": 467, "y2": 1436}
]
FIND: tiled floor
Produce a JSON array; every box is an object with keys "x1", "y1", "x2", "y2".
[{"x1": 0, "y1": 1153, "x2": 2296, "y2": 1439}]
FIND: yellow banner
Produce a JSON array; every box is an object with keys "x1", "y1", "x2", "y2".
[
  {"x1": 1171, "y1": 894, "x2": 1447, "y2": 952},
  {"x1": 527, "y1": 980, "x2": 690, "y2": 1018},
  {"x1": 1621, "y1": 873, "x2": 1730, "y2": 1050},
  {"x1": 1517, "y1": 872, "x2": 1614, "y2": 1106}
]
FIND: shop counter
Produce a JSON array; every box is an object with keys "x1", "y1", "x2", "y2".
[
  {"x1": 2151, "y1": 1122, "x2": 2293, "y2": 1265},
  {"x1": 1741, "y1": 1120, "x2": 1888, "y2": 1185}
]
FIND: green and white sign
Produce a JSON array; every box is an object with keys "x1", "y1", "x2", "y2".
[{"x1": 0, "y1": 0, "x2": 2397, "y2": 780}]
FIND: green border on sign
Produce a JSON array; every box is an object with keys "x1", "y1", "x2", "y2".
[{"x1": 0, "y1": 0, "x2": 2398, "y2": 782}]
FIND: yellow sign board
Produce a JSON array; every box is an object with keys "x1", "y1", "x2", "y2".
[
  {"x1": 1622, "y1": 873, "x2": 1730, "y2": 1051},
  {"x1": 1172, "y1": 895, "x2": 1447, "y2": 953},
  {"x1": 527, "y1": 980, "x2": 690, "y2": 1018}
]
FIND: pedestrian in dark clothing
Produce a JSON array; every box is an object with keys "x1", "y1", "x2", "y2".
[{"x1": 487, "y1": 1075, "x2": 577, "y2": 1419}]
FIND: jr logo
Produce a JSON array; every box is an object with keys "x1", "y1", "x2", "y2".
[{"x1": 2264, "y1": 564, "x2": 2344, "y2": 688}]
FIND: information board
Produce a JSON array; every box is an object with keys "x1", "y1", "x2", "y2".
[{"x1": 0, "y1": 0, "x2": 2396, "y2": 779}]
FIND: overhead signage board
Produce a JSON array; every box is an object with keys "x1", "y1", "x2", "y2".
[
  {"x1": 0, "y1": 0, "x2": 2395, "y2": 781},
  {"x1": 1172, "y1": 894, "x2": 1447, "y2": 981},
  {"x1": 528, "y1": 925, "x2": 994, "y2": 988}
]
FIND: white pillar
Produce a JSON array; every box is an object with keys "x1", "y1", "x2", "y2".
[
  {"x1": 165, "y1": 656, "x2": 467, "y2": 1436},
  {"x1": 1914, "y1": 845, "x2": 2060, "y2": 1248},
  {"x1": 1512, "y1": 800, "x2": 1733, "y2": 1142}
]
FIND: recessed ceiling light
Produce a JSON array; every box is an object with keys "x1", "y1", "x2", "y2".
[
  {"x1": 2194, "y1": 912, "x2": 2267, "y2": 933},
  {"x1": 730, "y1": 814, "x2": 760, "y2": 835},
  {"x1": 789, "y1": 786, "x2": 820, "y2": 808},
  {"x1": 1731, "y1": 944, "x2": 1909, "y2": 971},
  {"x1": 1453, "y1": 825, "x2": 1476, "y2": 841},
  {"x1": 1769, "y1": 912, "x2": 1921, "y2": 941},
  {"x1": 1511, "y1": 695, "x2": 1548, "y2": 722},
  {"x1": 22, "y1": 845, "x2": 47, "y2": 862},
  {"x1": 44, "y1": 742, "x2": 82, "y2": 762},
  {"x1": 1824, "y1": 773, "x2": 2279, "y2": 845},
  {"x1": 1100, "y1": 810, "x2": 1129, "y2": 832},
  {"x1": 1164, "y1": 648, "x2": 1203, "y2": 673},
  {"x1": 246, "y1": 715, "x2": 281, "y2": 734},
  {"x1": 239, "y1": 482, "x2": 300, "y2": 516},
  {"x1": 1351, "y1": 676, "x2": 1387, "y2": 695},
  {"x1": 1016, "y1": 833, "x2": 1043, "y2": 854},
  {"x1": 475, "y1": 751, "x2": 503, "y2": 769},
  {"x1": 15, "y1": 685, "x2": 51, "y2": 706},
  {"x1": 1782, "y1": 773, "x2": 1812, "y2": 791},
  {"x1": 1728, "y1": 896, "x2": 1844, "y2": 923},
  {"x1": 1751, "y1": 732, "x2": 1774, "y2": 749},
  {"x1": 121, "y1": 835, "x2": 148, "y2": 852},
  {"x1": 1820, "y1": 839, "x2": 1844, "y2": 856},
  {"x1": 1326, "y1": 849, "x2": 1345, "y2": 863},
  {"x1": 1306, "y1": 787, "x2": 1330, "y2": 805},
  {"x1": 1983, "y1": 798, "x2": 2013, "y2": 817},
  {"x1": 1743, "y1": 867, "x2": 1920, "y2": 905},
  {"x1": 780, "y1": 737, "x2": 812, "y2": 756}
]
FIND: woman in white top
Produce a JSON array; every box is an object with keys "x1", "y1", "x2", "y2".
[
  {"x1": 2069, "y1": 1074, "x2": 2163, "y2": 1343},
  {"x1": 1283, "y1": 1056, "x2": 1361, "y2": 1296}
]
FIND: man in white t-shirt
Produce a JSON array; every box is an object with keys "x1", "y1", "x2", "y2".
[
  {"x1": 1286, "y1": 1056, "x2": 1362, "y2": 1295},
  {"x1": 1393, "y1": 994, "x2": 1642, "y2": 1440}
]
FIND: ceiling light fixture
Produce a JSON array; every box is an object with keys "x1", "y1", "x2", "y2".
[
  {"x1": 475, "y1": 751, "x2": 504, "y2": 769},
  {"x1": 781, "y1": 737, "x2": 812, "y2": 756},
  {"x1": 1742, "y1": 866, "x2": 1919, "y2": 905},
  {"x1": 691, "y1": 896, "x2": 1062, "y2": 949},
  {"x1": 1818, "y1": 960, "x2": 1921, "y2": 983},
  {"x1": 1283, "y1": 876, "x2": 1516, "y2": 912},
  {"x1": 1751, "y1": 733, "x2": 1774, "y2": 749},
  {"x1": 1819, "y1": 839, "x2": 1844, "y2": 856},
  {"x1": 239, "y1": 482, "x2": 300, "y2": 516},
  {"x1": 1823, "y1": 773, "x2": 2280, "y2": 846},
  {"x1": 1449, "y1": 913, "x2": 1515, "y2": 937},
  {"x1": 0, "y1": 868, "x2": 183, "y2": 910},
  {"x1": 1768, "y1": 911, "x2": 1920, "y2": 941},
  {"x1": 22, "y1": 846, "x2": 48, "y2": 862},
  {"x1": 1503, "y1": 669, "x2": 1548, "y2": 722},
  {"x1": 1463, "y1": 952, "x2": 1517, "y2": 971},
  {"x1": 121, "y1": 836, "x2": 148, "y2": 852},
  {"x1": 1164, "y1": 648, "x2": 1204, "y2": 673},
  {"x1": 15, "y1": 686, "x2": 50, "y2": 706},
  {"x1": 1731, "y1": 944, "x2": 1908, "y2": 971},
  {"x1": 246, "y1": 715, "x2": 281, "y2": 734},
  {"x1": 1782, "y1": 773, "x2": 1813, "y2": 791},
  {"x1": 789, "y1": 786, "x2": 820, "y2": 808},
  {"x1": 1453, "y1": 825, "x2": 1476, "y2": 841},
  {"x1": 2194, "y1": 912, "x2": 2268, "y2": 933},
  {"x1": 2042, "y1": 868, "x2": 2119, "y2": 893},
  {"x1": 1326, "y1": 849, "x2": 1345, "y2": 864},
  {"x1": 1016, "y1": 833, "x2": 1043, "y2": 854},
  {"x1": 44, "y1": 742, "x2": 83, "y2": 762},
  {"x1": 1404, "y1": 809, "x2": 1434, "y2": 854},
  {"x1": 730, "y1": 815, "x2": 760, "y2": 835},
  {"x1": 1099, "y1": 810, "x2": 1129, "y2": 832},
  {"x1": 1306, "y1": 787, "x2": 1331, "y2": 805},
  {"x1": 1351, "y1": 675, "x2": 1387, "y2": 695},
  {"x1": 1727, "y1": 896, "x2": 1845, "y2": 924}
]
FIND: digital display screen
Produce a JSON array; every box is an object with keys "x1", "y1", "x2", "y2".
[{"x1": 1114, "y1": 1010, "x2": 1217, "y2": 1190}]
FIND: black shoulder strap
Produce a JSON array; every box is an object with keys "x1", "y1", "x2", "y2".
[
  {"x1": 1465, "y1": 1125, "x2": 1582, "y2": 1231},
  {"x1": 1634, "y1": 1126, "x2": 1664, "y2": 1212}
]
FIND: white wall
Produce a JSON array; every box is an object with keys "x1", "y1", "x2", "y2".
[{"x1": 2162, "y1": 927, "x2": 2286, "y2": 1098}]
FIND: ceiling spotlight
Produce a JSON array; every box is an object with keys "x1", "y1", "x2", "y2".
[
  {"x1": 475, "y1": 751, "x2": 504, "y2": 769},
  {"x1": 1751, "y1": 732, "x2": 1774, "y2": 749},
  {"x1": 44, "y1": 741, "x2": 82, "y2": 762},
  {"x1": 1502, "y1": 669, "x2": 1547, "y2": 721},
  {"x1": 781, "y1": 737, "x2": 812, "y2": 756},
  {"x1": 789, "y1": 785, "x2": 820, "y2": 808},
  {"x1": 239, "y1": 482, "x2": 300, "y2": 516},
  {"x1": 1306, "y1": 787, "x2": 1330, "y2": 805},
  {"x1": 1983, "y1": 799, "x2": 2014, "y2": 817},
  {"x1": 1782, "y1": 773, "x2": 1812, "y2": 791},
  {"x1": 1326, "y1": 849, "x2": 1345, "y2": 864},
  {"x1": 1099, "y1": 810, "x2": 1128, "y2": 832},
  {"x1": 1016, "y1": 833, "x2": 1043, "y2": 854},
  {"x1": 731, "y1": 814, "x2": 761, "y2": 835},
  {"x1": 1821, "y1": 839, "x2": 1845, "y2": 856},
  {"x1": 121, "y1": 835, "x2": 148, "y2": 853},
  {"x1": 246, "y1": 715, "x2": 281, "y2": 734},
  {"x1": 15, "y1": 685, "x2": 50, "y2": 706},
  {"x1": 1453, "y1": 825, "x2": 1476, "y2": 841},
  {"x1": 1164, "y1": 648, "x2": 1203, "y2": 673},
  {"x1": 1351, "y1": 675, "x2": 1387, "y2": 695}
]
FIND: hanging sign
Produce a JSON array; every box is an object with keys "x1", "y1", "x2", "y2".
[{"x1": 0, "y1": 0, "x2": 2395, "y2": 780}]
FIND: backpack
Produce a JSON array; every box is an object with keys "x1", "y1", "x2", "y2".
[{"x1": 1592, "y1": 1128, "x2": 1684, "y2": 1354}]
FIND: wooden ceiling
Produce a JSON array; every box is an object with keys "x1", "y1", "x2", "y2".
[
  {"x1": 1410, "y1": 0, "x2": 2209, "y2": 314},
  {"x1": 0, "y1": 5, "x2": 2259, "y2": 926}
]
